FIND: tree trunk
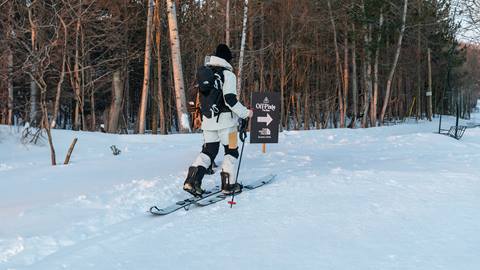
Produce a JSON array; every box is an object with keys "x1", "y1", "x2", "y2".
[
  {"x1": 371, "y1": 11, "x2": 383, "y2": 127},
  {"x1": 296, "y1": 93, "x2": 301, "y2": 130},
  {"x1": 80, "y1": 24, "x2": 88, "y2": 131},
  {"x1": 64, "y1": 138, "x2": 78, "y2": 165},
  {"x1": 427, "y1": 47, "x2": 433, "y2": 120},
  {"x1": 151, "y1": 81, "x2": 158, "y2": 134},
  {"x1": 379, "y1": 0, "x2": 408, "y2": 123},
  {"x1": 39, "y1": 78, "x2": 56, "y2": 166},
  {"x1": 226, "y1": 0, "x2": 230, "y2": 47},
  {"x1": 109, "y1": 71, "x2": 124, "y2": 133},
  {"x1": 155, "y1": 0, "x2": 167, "y2": 134},
  {"x1": 90, "y1": 87, "x2": 96, "y2": 131},
  {"x1": 138, "y1": 0, "x2": 155, "y2": 134},
  {"x1": 73, "y1": 19, "x2": 82, "y2": 131},
  {"x1": 343, "y1": 24, "x2": 349, "y2": 127},
  {"x1": 7, "y1": 49, "x2": 13, "y2": 126},
  {"x1": 328, "y1": 0, "x2": 344, "y2": 128},
  {"x1": 280, "y1": 34, "x2": 286, "y2": 129},
  {"x1": 350, "y1": 23, "x2": 358, "y2": 128},
  {"x1": 28, "y1": 7, "x2": 39, "y2": 126},
  {"x1": 51, "y1": 18, "x2": 68, "y2": 129},
  {"x1": 416, "y1": 12, "x2": 422, "y2": 120},
  {"x1": 6, "y1": 1, "x2": 14, "y2": 125},
  {"x1": 166, "y1": 0, "x2": 191, "y2": 133},
  {"x1": 237, "y1": 0, "x2": 249, "y2": 94},
  {"x1": 397, "y1": 70, "x2": 403, "y2": 119},
  {"x1": 361, "y1": 24, "x2": 373, "y2": 128},
  {"x1": 43, "y1": 114, "x2": 57, "y2": 166},
  {"x1": 304, "y1": 86, "x2": 310, "y2": 130},
  {"x1": 124, "y1": 67, "x2": 130, "y2": 131},
  {"x1": 259, "y1": 2, "x2": 265, "y2": 91},
  {"x1": 247, "y1": 0, "x2": 254, "y2": 100}
]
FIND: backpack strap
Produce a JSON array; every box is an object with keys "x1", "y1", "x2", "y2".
[
  {"x1": 209, "y1": 66, "x2": 232, "y2": 118},
  {"x1": 209, "y1": 66, "x2": 226, "y2": 84}
]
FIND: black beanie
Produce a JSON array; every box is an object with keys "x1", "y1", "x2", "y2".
[{"x1": 215, "y1": 44, "x2": 233, "y2": 62}]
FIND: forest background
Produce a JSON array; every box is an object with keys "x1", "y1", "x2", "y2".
[{"x1": 0, "y1": 0, "x2": 479, "y2": 136}]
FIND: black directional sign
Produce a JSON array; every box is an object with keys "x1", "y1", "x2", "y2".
[{"x1": 250, "y1": 92, "x2": 280, "y2": 144}]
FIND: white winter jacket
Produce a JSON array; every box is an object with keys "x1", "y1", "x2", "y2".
[{"x1": 201, "y1": 56, "x2": 249, "y2": 131}]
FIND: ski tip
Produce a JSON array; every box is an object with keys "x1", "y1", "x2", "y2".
[{"x1": 227, "y1": 201, "x2": 236, "y2": 205}]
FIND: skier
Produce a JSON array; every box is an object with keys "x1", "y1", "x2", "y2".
[{"x1": 183, "y1": 44, "x2": 252, "y2": 196}]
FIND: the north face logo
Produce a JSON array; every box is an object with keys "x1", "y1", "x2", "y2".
[{"x1": 263, "y1": 97, "x2": 270, "y2": 104}]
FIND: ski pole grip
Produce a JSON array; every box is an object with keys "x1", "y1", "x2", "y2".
[{"x1": 238, "y1": 118, "x2": 249, "y2": 142}]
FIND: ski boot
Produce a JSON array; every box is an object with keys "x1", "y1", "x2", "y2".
[
  {"x1": 221, "y1": 171, "x2": 243, "y2": 195},
  {"x1": 183, "y1": 166, "x2": 206, "y2": 196}
]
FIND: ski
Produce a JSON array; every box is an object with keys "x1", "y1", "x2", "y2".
[
  {"x1": 195, "y1": 174, "x2": 276, "y2": 207},
  {"x1": 149, "y1": 187, "x2": 222, "y2": 216}
]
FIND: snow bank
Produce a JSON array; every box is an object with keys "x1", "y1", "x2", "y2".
[{"x1": 0, "y1": 107, "x2": 479, "y2": 269}]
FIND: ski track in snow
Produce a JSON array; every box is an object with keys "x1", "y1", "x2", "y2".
[{"x1": 1, "y1": 102, "x2": 480, "y2": 270}]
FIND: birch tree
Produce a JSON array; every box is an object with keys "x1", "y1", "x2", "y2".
[
  {"x1": 138, "y1": 0, "x2": 155, "y2": 134},
  {"x1": 427, "y1": 47, "x2": 433, "y2": 120},
  {"x1": 342, "y1": 18, "x2": 349, "y2": 128},
  {"x1": 108, "y1": 71, "x2": 124, "y2": 133},
  {"x1": 371, "y1": 10, "x2": 384, "y2": 126},
  {"x1": 50, "y1": 16, "x2": 67, "y2": 129},
  {"x1": 27, "y1": 1, "x2": 39, "y2": 126},
  {"x1": 350, "y1": 23, "x2": 358, "y2": 128},
  {"x1": 226, "y1": 0, "x2": 230, "y2": 47},
  {"x1": 154, "y1": 0, "x2": 166, "y2": 134},
  {"x1": 237, "y1": 0, "x2": 249, "y2": 94},
  {"x1": 6, "y1": 0, "x2": 14, "y2": 125},
  {"x1": 327, "y1": 0, "x2": 345, "y2": 128},
  {"x1": 379, "y1": 0, "x2": 408, "y2": 123},
  {"x1": 361, "y1": 0, "x2": 372, "y2": 128},
  {"x1": 24, "y1": 2, "x2": 69, "y2": 165},
  {"x1": 166, "y1": 0, "x2": 191, "y2": 133}
]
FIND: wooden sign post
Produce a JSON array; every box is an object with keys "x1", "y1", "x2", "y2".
[{"x1": 250, "y1": 92, "x2": 280, "y2": 153}]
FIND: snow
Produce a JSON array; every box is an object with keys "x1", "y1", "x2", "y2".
[
  {"x1": 180, "y1": 113, "x2": 192, "y2": 132},
  {"x1": 1, "y1": 102, "x2": 480, "y2": 270}
]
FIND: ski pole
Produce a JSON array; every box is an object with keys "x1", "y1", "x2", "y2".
[
  {"x1": 229, "y1": 138, "x2": 245, "y2": 208},
  {"x1": 229, "y1": 119, "x2": 248, "y2": 208}
]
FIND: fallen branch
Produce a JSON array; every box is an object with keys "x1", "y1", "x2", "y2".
[{"x1": 64, "y1": 138, "x2": 78, "y2": 165}]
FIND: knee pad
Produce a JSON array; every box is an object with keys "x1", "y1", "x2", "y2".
[
  {"x1": 202, "y1": 142, "x2": 220, "y2": 163},
  {"x1": 223, "y1": 145, "x2": 239, "y2": 159}
]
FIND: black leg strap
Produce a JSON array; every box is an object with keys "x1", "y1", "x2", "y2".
[
  {"x1": 202, "y1": 142, "x2": 220, "y2": 165},
  {"x1": 223, "y1": 145, "x2": 239, "y2": 159}
]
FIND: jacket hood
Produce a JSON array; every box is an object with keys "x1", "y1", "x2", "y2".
[{"x1": 204, "y1": 55, "x2": 233, "y2": 71}]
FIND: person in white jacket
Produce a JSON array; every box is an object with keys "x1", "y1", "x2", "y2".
[{"x1": 183, "y1": 44, "x2": 252, "y2": 196}]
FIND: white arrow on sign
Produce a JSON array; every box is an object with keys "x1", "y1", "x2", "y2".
[{"x1": 257, "y1": 113, "x2": 273, "y2": 126}]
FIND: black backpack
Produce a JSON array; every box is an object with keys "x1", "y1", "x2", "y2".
[{"x1": 196, "y1": 65, "x2": 231, "y2": 120}]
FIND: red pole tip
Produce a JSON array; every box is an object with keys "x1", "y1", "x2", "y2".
[{"x1": 228, "y1": 201, "x2": 236, "y2": 205}]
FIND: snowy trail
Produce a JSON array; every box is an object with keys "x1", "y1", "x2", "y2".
[{"x1": 1, "y1": 106, "x2": 480, "y2": 269}]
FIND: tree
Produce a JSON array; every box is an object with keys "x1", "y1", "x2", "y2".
[
  {"x1": 154, "y1": 0, "x2": 166, "y2": 134},
  {"x1": 237, "y1": 0, "x2": 249, "y2": 94},
  {"x1": 0, "y1": 0, "x2": 476, "y2": 135},
  {"x1": 379, "y1": 0, "x2": 408, "y2": 124},
  {"x1": 5, "y1": 0, "x2": 14, "y2": 125},
  {"x1": 460, "y1": 0, "x2": 480, "y2": 44},
  {"x1": 166, "y1": 0, "x2": 190, "y2": 133},
  {"x1": 138, "y1": 0, "x2": 155, "y2": 134}
]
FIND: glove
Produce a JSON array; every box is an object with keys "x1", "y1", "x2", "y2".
[{"x1": 238, "y1": 118, "x2": 249, "y2": 142}]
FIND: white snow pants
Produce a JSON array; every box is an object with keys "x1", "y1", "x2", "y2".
[{"x1": 191, "y1": 126, "x2": 238, "y2": 184}]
